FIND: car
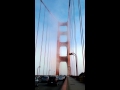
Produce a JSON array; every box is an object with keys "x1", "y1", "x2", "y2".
[
  {"x1": 62, "y1": 75, "x2": 66, "y2": 80},
  {"x1": 36, "y1": 76, "x2": 41, "y2": 83},
  {"x1": 47, "y1": 76, "x2": 59, "y2": 86},
  {"x1": 58, "y1": 76, "x2": 63, "y2": 81},
  {"x1": 35, "y1": 77, "x2": 39, "y2": 87},
  {"x1": 58, "y1": 75, "x2": 65, "y2": 81},
  {"x1": 41, "y1": 76, "x2": 49, "y2": 83}
]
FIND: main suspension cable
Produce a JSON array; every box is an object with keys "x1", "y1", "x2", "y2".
[{"x1": 40, "y1": 0, "x2": 59, "y2": 23}]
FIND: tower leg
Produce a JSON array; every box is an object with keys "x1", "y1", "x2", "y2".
[{"x1": 56, "y1": 62, "x2": 59, "y2": 75}]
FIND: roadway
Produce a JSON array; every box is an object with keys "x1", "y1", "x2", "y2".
[{"x1": 35, "y1": 81, "x2": 64, "y2": 90}]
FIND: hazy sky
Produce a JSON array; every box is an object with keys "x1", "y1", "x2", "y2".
[{"x1": 35, "y1": 0, "x2": 85, "y2": 75}]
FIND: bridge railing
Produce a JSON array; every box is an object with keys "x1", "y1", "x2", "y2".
[{"x1": 70, "y1": 75, "x2": 85, "y2": 84}]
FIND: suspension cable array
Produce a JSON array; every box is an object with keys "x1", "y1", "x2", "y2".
[
  {"x1": 35, "y1": 0, "x2": 85, "y2": 75},
  {"x1": 69, "y1": 0, "x2": 75, "y2": 76},
  {"x1": 39, "y1": 8, "x2": 46, "y2": 75},
  {"x1": 49, "y1": 42, "x2": 51, "y2": 75},
  {"x1": 40, "y1": 0, "x2": 59, "y2": 23},
  {"x1": 46, "y1": 24, "x2": 50, "y2": 75},
  {"x1": 78, "y1": 0, "x2": 85, "y2": 72},
  {"x1": 46, "y1": 19, "x2": 50, "y2": 75},
  {"x1": 68, "y1": 0, "x2": 73, "y2": 75},
  {"x1": 35, "y1": 1, "x2": 41, "y2": 54},
  {"x1": 68, "y1": 0, "x2": 85, "y2": 75},
  {"x1": 43, "y1": 16, "x2": 48, "y2": 75},
  {"x1": 73, "y1": 0, "x2": 78, "y2": 76},
  {"x1": 36, "y1": 0, "x2": 57, "y2": 75},
  {"x1": 68, "y1": 0, "x2": 77, "y2": 76}
]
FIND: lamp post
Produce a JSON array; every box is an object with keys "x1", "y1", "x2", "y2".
[
  {"x1": 54, "y1": 71, "x2": 55, "y2": 75},
  {"x1": 69, "y1": 53, "x2": 78, "y2": 76},
  {"x1": 49, "y1": 70, "x2": 51, "y2": 75},
  {"x1": 37, "y1": 66, "x2": 40, "y2": 76}
]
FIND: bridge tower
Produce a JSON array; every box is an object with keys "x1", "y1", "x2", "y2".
[{"x1": 56, "y1": 22, "x2": 70, "y2": 75}]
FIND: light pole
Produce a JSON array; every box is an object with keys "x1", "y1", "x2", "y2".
[
  {"x1": 37, "y1": 66, "x2": 40, "y2": 76},
  {"x1": 54, "y1": 71, "x2": 55, "y2": 75},
  {"x1": 49, "y1": 70, "x2": 51, "y2": 75},
  {"x1": 69, "y1": 53, "x2": 78, "y2": 76}
]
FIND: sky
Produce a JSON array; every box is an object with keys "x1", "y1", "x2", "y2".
[{"x1": 35, "y1": 0, "x2": 85, "y2": 76}]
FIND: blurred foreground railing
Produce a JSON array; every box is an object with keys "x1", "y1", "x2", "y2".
[{"x1": 70, "y1": 75, "x2": 85, "y2": 84}]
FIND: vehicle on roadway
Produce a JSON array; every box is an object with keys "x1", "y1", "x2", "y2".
[
  {"x1": 41, "y1": 76, "x2": 49, "y2": 83},
  {"x1": 35, "y1": 77, "x2": 39, "y2": 87},
  {"x1": 62, "y1": 75, "x2": 66, "y2": 80},
  {"x1": 58, "y1": 75, "x2": 65, "y2": 81},
  {"x1": 47, "y1": 76, "x2": 59, "y2": 86}
]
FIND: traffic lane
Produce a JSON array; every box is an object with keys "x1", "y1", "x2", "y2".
[{"x1": 35, "y1": 81, "x2": 64, "y2": 90}]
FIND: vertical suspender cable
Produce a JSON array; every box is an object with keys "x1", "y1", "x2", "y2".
[
  {"x1": 71, "y1": 0, "x2": 75, "y2": 76},
  {"x1": 43, "y1": 16, "x2": 48, "y2": 75},
  {"x1": 78, "y1": 0, "x2": 85, "y2": 72},
  {"x1": 68, "y1": 0, "x2": 71, "y2": 75},
  {"x1": 73, "y1": 0, "x2": 78, "y2": 76},
  {"x1": 35, "y1": 1, "x2": 41, "y2": 54},
  {"x1": 46, "y1": 23, "x2": 50, "y2": 75},
  {"x1": 68, "y1": 0, "x2": 72, "y2": 75},
  {"x1": 70, "y1": 0, "x2": 74, "y2": 76},
  {"x1": 69, "y1": 0, "x2": 74, "y2": 76},
  {"x1": 36, "y1": 1, "x2": 41, "y2": 75},
  {"x1": 39, "y1": 8, "x2": 46, "y2": 75},
  {"x1": 49, "y1": 43, "x2": 51, "y2": 75}
]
